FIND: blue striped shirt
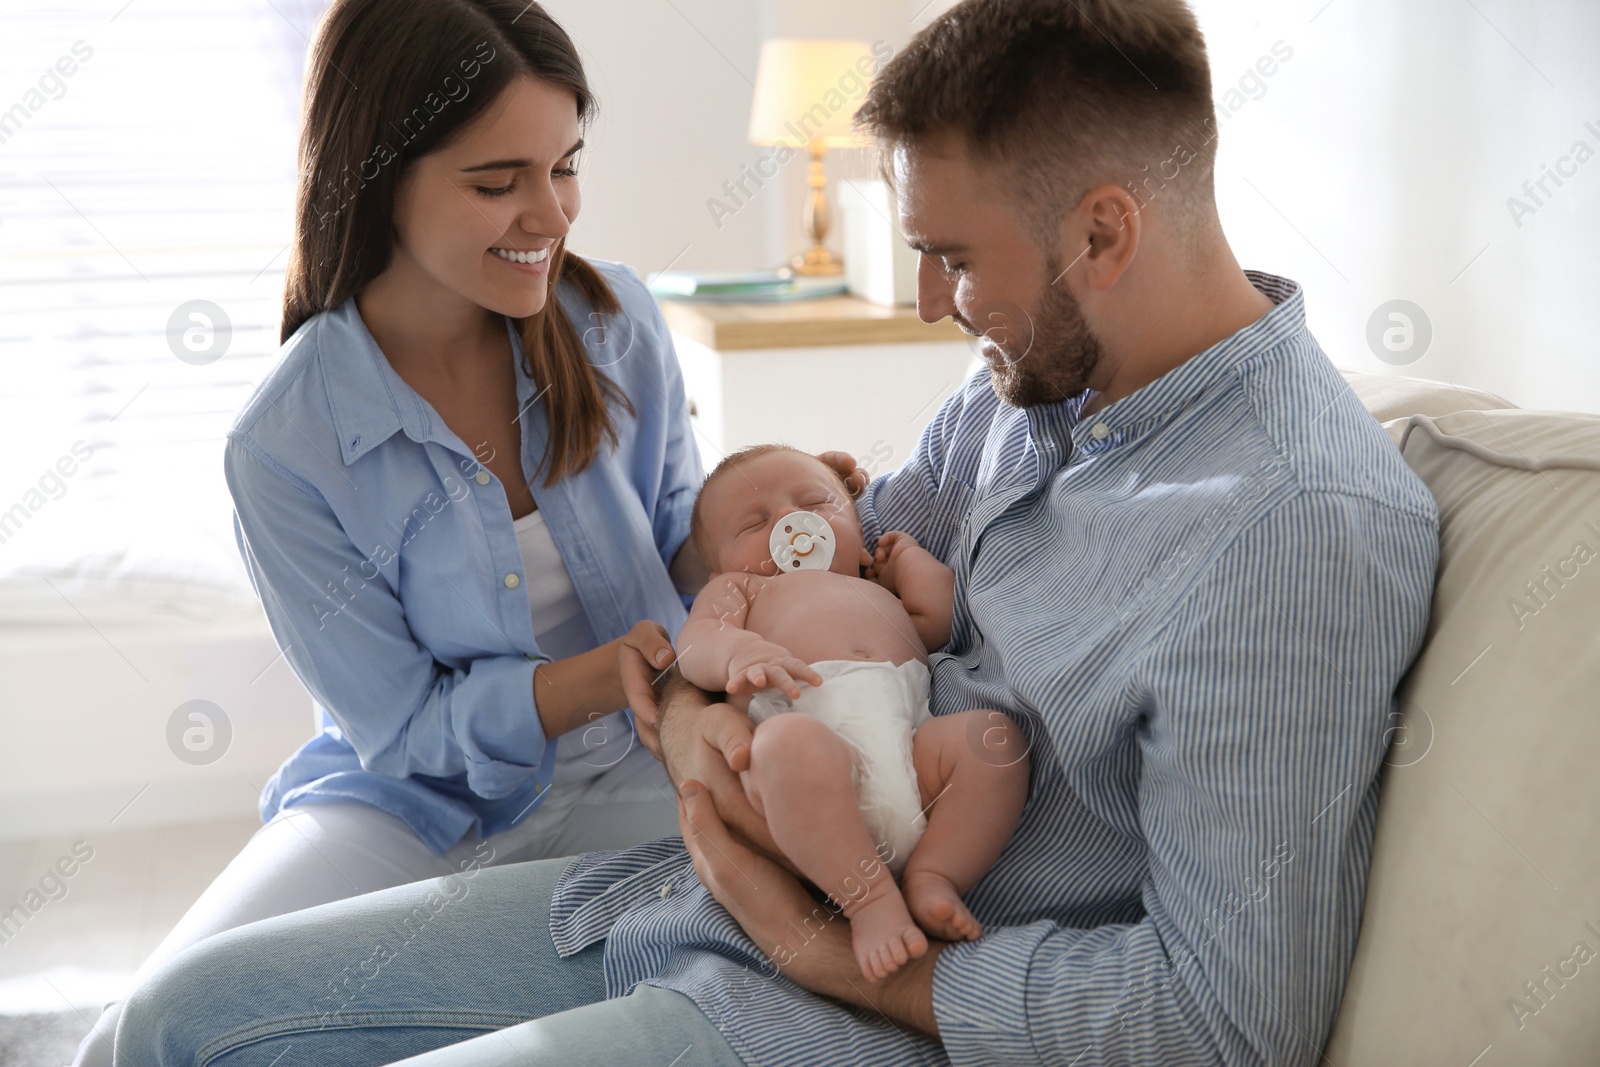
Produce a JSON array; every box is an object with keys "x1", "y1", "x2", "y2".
[{"x1": 548, "y1": 271, "x2": 1439, "y2": 1066}]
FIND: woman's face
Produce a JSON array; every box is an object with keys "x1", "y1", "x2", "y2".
[{"x1": 390, "y1": 75, "x2": 583, "y2": 320}]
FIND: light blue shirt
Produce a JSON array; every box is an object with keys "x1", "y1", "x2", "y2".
[
  {"x1": 225, "y1": 259, "x2": 701, "y2": 855},
  {"x1": 547, "y1": 272, "x2": 1440, "y2": 1066}
]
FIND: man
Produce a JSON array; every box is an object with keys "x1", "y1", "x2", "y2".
[
  {"x1": 118, "y1": 2, "x2": 1437, "y2": 1064},
  {"x1": 614, "y1": 0, "x2": 1438, "y2": 1063}
]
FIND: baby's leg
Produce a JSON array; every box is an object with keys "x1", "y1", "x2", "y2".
[
  {"x1": 741, "y1": 712, "x2": 928, "y2": 981},
  {"x1": 900, "y1": 709, "x2": 1030, "y2": 942}
]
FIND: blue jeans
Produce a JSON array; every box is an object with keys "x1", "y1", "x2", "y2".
[{"x1": 113, "y1": 854, "x2": 746, "y2": 1066}]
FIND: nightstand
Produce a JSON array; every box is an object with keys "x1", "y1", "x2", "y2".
[{"x1": 660, "y1": 295, "x2": 979, "y2": 477}]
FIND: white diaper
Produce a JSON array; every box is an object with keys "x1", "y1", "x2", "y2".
[{"x1": 746, "y1": 658, "x2": 932, "y2": 877}]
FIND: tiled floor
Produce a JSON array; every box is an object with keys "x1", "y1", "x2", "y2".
[{"x1": 0, "y1": 819, "x2": 260, "y2": 1020}]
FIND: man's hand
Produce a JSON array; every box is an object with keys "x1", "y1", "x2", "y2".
[
  {"x1": 678, "y1": 779, "x2": 943, "y2": 1037},
  {"x1": 817, "y1": 450, "x2": 870, "y2": 499},
  {"x1": 725, "y1": 640, "x2": 824, "y2": 699},
  {"x1": 656, "y1": 671, "x2": 793, "y2": 872}
]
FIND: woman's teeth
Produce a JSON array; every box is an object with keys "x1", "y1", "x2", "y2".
[{"x1": 490, "y1": 247, "x2": 549, "y2": 264}]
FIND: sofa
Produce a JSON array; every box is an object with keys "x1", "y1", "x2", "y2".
[{"x1": 1323, "y1": 370, "x2": 1600, "y2": 1064}]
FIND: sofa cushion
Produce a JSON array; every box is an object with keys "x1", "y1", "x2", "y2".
[
  {"x1": 1324, "y1": 407, "x2": 1600, "y2": 1063},
  {"x1": 1338, "y1": 368, "x2": 1515, "y2": 424}
]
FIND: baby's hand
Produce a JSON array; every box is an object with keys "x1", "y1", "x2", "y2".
[
  {"x1": 725, "y1": 641, "x2": 824, "y2": 699},
  {"x1": 866, "y1": 529, "x2": 924, "y2": 595}
]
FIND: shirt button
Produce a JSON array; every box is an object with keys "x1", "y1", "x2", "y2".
[
  {"x1": 1090, "y1": 422, "x2": 1111, "y2": 440},
  {"x1": 504, "y1": 573, "x2": 520, "y2": 589},
  {"x1": 474, "y1": 469, "x2": 491, "y2": 485},
  {"x1": 659, "y1": 878, "x2": 676, "y2": 899}
]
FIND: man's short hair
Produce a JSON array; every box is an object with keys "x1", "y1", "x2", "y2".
[
  {"x1": 688, "y1": 444, "x2": 851, "y2": 570},
  {"x1": 856, "y1": 0, "x2": 1220, "y2": 253}
]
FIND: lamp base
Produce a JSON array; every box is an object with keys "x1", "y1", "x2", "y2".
[{"x1": 790, "y1": 243, "x2": 844, "y2": 276}]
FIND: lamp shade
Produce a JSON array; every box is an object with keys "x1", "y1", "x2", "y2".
[{"x1": 747, "y1": 39, "x2": 875, "y2": 150}]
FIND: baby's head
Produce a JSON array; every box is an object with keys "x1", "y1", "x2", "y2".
[{"x1": 691, "y1": 445, "x2": 865, "y2": 578}]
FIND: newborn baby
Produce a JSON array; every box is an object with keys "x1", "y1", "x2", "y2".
[{"x1": 677, "y1": 444, "x2": 1030, "y2": 981}]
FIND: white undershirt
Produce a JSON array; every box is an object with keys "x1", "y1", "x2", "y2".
[
  {"x1": 512, "y1": 508, "x2": 594, "y2": 660},
  {"x1": 512, "y1": 508, "x2": 632, "y2": 784}
]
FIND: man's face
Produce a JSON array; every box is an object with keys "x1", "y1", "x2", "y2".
[
  {"x1": 697, "y1": 450, "x2": 865, "y2": 579},
  {"x1": 894, "y1": 136, "x2": 1104, "y2": 408}
]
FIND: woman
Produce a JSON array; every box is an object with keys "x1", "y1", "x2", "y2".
[{"x1": 73, "y1": 1, "x2": 832, "y2": 1062}]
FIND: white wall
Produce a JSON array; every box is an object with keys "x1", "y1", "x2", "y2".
[
  {"x1": 564, "y1": 0, "x2": 1599, "y2": 412},
  {"x1": 548, "y1": 0, "x2": 924, "y2": 277},
  {"x1": 536, "y1": 0, "x2": 773, "y2": 273},
  {"x1": 1190, "y1": 0, "x2": 1600, "y2": 412},
  {"x1": 917, "y1": 0, "x2": 1599, "y2": 411}
]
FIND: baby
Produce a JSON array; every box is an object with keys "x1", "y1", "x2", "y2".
[{"x1": 677, "y1": 444, "x2": 1030, "y2": 981}]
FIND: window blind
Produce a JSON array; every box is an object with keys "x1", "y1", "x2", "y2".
[{"x1": 0, "y1": 0, "x2": 322, "y2": 622}]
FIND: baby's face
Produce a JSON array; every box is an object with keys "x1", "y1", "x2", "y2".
[{"x1": 699, "y1": 450, "x2": 865, "y2": 578}]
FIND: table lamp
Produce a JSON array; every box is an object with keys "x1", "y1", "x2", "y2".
[{"x1": 748, "y1": 38, "x2": 875, "y2": 276}]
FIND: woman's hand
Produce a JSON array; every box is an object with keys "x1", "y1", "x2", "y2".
[
  {"x1": 534, "y1": 622, "x2": 672, "y2": 746},
  {"x1": 816, "y1": 451, "x2": 870, "y2": 499},
  {"x1": 617, "y1": 620, "x2": 675, "y2": 757}
]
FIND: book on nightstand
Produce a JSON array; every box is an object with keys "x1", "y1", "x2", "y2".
[{"x1": 645, "y1": 268, "x2": 848, "y2": 303}]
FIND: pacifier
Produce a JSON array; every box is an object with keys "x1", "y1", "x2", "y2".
[{"x1": 769, "y1": 510, "x2": 836, "y2": 572}]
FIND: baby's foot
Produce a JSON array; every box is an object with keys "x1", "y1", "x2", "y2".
[
  {"x1": 846, "y1": 889, "x2": 929, "y2": 981},
  {"x1": 903, "y1": 869, "x2": 982, "y2": 942}
]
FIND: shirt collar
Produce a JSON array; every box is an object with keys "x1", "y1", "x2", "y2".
[
  {"x1": 320, "y1": 296, "x2": 530, "y2": 466},
  {"x1": 1023, "y1": 391, "x2": 1089, "y2": 468},
  {"x1": 1025, "y1": 270, "x2": 1303, "y2": 459}
]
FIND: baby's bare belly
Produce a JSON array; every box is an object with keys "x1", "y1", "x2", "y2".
[{"x1": 745, "y1": 571, "x2": 927, "y2": 668}]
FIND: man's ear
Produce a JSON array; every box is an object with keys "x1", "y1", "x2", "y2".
[{"x1": 1062, "y1": 182, "x2": 1142, "y2": 292}]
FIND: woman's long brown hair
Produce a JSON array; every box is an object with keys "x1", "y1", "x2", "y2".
[{"x1": 283, "y1": 0, "x2": 632, "y2": 486}]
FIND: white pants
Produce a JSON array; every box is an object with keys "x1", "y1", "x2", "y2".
[{"x1": 73, "y1": 741, "x2": 679, "y2": 1067}]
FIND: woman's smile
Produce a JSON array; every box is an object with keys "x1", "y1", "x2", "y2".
[{"x1": 489, "y1": 245, "x2": 551, "y2": 274}]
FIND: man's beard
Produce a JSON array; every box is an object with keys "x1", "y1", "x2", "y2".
[{"x1": 961, "y1": 266, "x2": 1103, "y2": 408}]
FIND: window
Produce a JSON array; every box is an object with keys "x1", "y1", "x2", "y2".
[{"x1": 0, "y1": 0, "x2": 321, "y2": 622}]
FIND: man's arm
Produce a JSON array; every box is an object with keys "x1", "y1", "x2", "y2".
[
  {"x1": 677, "y1": 777, "x2": 943, "y2": 1034},
  {"x1": 654, "y1": 667, "x2": 791, "y2": 872},
  {"x1": 924, "y1": 492, "x2": 1438, "y2": 1066}
]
